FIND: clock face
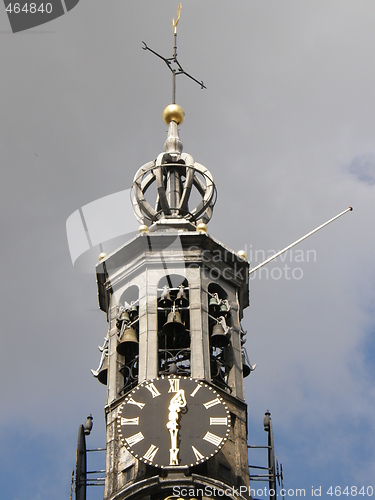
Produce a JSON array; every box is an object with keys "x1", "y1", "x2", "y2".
[{"x1": 117, "y1": 376, "x2": 231, "y2": 468}]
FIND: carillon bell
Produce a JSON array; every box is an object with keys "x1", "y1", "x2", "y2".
[
  {"x1": 209, "y1": 293, "x2": 220, "y2": 316},
  {"x1": 117, "y1": 308, "x2": 131, "y2": 328},
  {"x1": 219, "y1": 299, "x2": 230, "y2": 315},
  {"x1": 117, "y1": 326, "x2": 139, "y2": 356},
  {"x1": 175, "y1": 285, "x2": 189, "y2": 307},
  {"x1": 159, "y1": 285, "x2": 173, "y2": 307},
  {"x1": 162, "y1": 310, "x2": 186, "y2": 335},
  {"x1": 242, "y1": 353, "x2": 251, "y2": 378},
  {"x1": 97, "y1": 356, "x2": 108, "y2": 385},
  {"x1": 168, "y1": 361, "x2": 178, "y2": 374},
  {"x1": 128, "y1": 302, "x2": 139, "y2": 319},
  {"x1": 209, "y1": 293, "x2": 220, "y2": 307},
  {"x1": 242, "y1": 350, "x2": 256, "y2": 377},
  {"x1": 210, "y1": 321, "x2": 230, "y2": 348}
]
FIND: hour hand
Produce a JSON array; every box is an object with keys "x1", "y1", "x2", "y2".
[{"x1": 166, "y1": 389, "x2": 186, "y2": 465}]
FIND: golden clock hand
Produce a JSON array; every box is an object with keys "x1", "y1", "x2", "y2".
[{"x1": 167, "y1": 389, "x2": 186, "y2": 465}]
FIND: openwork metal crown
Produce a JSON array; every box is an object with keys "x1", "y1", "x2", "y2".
[{"x1": 131, "y1": 121, "x2": 216, "y2": 226}]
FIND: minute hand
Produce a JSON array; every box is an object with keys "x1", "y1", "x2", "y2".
[{"x1": 166, "y1": 389, "x2": 187, "y2": 466}]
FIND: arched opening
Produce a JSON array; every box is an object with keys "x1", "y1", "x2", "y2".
[
  {"x1": 117, "y1": 285, "x2": 139, "y2": 394},
  {"x1": 157, "y1": 274, "x2": 190, "y2": 376},
  {"x1": 208, "y1": 283, "x2": 232, "y2": 392}
]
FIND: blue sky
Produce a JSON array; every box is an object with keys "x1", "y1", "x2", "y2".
[
  {"x1": 0, "y1": 1, "x2": 374, "y2": 499},
  {"x1": 348, "y1": 154, "x2": 375, "y2": 186}
]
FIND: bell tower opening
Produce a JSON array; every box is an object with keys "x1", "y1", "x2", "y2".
[
  {"x1": 208, "y1": 283, "x2": 232, "y2": 393},
  {"x1": 157, "y1": 274, "x2": 191, "y2": 376},
  {"x1": 116, "y1": 285, "x2": 140, "y2": 395}
]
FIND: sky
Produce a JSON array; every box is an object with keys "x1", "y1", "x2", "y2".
[{"x1": 0, "y1": 1, "x2": 374, "y2": 499}]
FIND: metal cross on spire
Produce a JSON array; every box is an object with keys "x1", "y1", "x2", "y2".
[{"x1": 142, "y1": 3, "x2": 206, "y2": 104}]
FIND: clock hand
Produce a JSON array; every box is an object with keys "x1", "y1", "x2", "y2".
[{"x1": 166, "y1": 389, "x2": 187, "y2": 465}]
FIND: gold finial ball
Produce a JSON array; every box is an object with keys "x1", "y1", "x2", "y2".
[
  {"x1": 196, "y1": 222, "x2": 207, "y2": 234},
  {"x1": 162, "y1": 104, "x2": 185, "y2": 125},
  {"x1": 237, "y1": 250, "x2": 247, "y2": 260},
  {"x1": 98, "y1": 252, "x2": 107, "y2": 262},
  {"x1": 138, "y1": 224, "x2": 149, "y2": 234}
]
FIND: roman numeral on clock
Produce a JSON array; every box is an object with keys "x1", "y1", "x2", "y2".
[
  {"x1": 209, "y1": 417, "x2": 228, "y2": 425},
  {"x1": 127, "y1": 397, "x2": 145, "y2": 409},
  {"x1": 125, "y1": 432, "x2": 144, "y2": 447},
  {"x1": 143, "y1": 444, "x2": 159, "y2": 463},
  {"x1": 190, "y1": 384, "x2": 201, "y2": 398},
  {"x1": 145, "y1": 382, "x2": 161, "y2": 398},
  {"x1": 192, "y1": 445, "x2": 205, "y2": 461},
  {"x1": 203, "y1": 398, "x2": 221, "y2": 409},
  {"x1": 203, "y1": 431, "x2": 223, "y2": 447},
  {"x1": 169, "y1": 448, "x2": 179, "y2": 466},
  {"x1": 121, "y1": 417, "x2": 139, "y2": 426},
  {"x1": 168, "y1": 378, "x2": 180, "y2": 393}
]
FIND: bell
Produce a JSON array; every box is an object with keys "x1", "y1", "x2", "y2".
[
  {"x1": 159, "y1": 285, "x2": 173, "y2": 307},
  {"x1": 209, "y1": 293, "x2": 219, "y2": 307},
  {"x1": 168, "y1": 361, "x2": 178, "y2": 374},
  {"x1": 128, "y1": 302, "x2": 138, "y2": 320},
  {"x1": 242, "y1": 353, "x2": 251, "y2": 378},
  {"x1": 97, "y1": 356, "x2": 108, "y2": 385},
  {"x1": 175, "y1": 285, "x2": 189, "y2": 307},
  {"x1": 117, "y1": 327, "x2": 139, "y2": 356},
  {"x1": 116, "y1": 309, "x2": 131, "y2": 329},
  {"x1": 162, "y1": 310, "x2": 186, "y2": 335},
  {"x1": 210, "y1": 322, "x2": 230, "y2": 348},
  {"x1": 209, "y1": 293, "x2": 220, "y2": 316},
  {"x1": 219, "y1": 299, "x2": 230, "y2": 315}
]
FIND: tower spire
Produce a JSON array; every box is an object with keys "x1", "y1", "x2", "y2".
[{"x1": 132, "y1": 5, "x2": 215, "y2": 231}]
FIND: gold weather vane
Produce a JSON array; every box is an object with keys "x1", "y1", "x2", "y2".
[
  {"x1": 172, "y1": 3, "x2": 182, "y2": 33},
  {"x1": 142, "y1": 3, "x2": 206, "y2": 104}
]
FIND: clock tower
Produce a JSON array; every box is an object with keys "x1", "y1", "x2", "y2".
[
  {"x1": 93, "y1": 102, "x2": 252, "y2": 500},
  {"x1": 91, "y1": 9, "x2": 252, "y2": 500}
]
